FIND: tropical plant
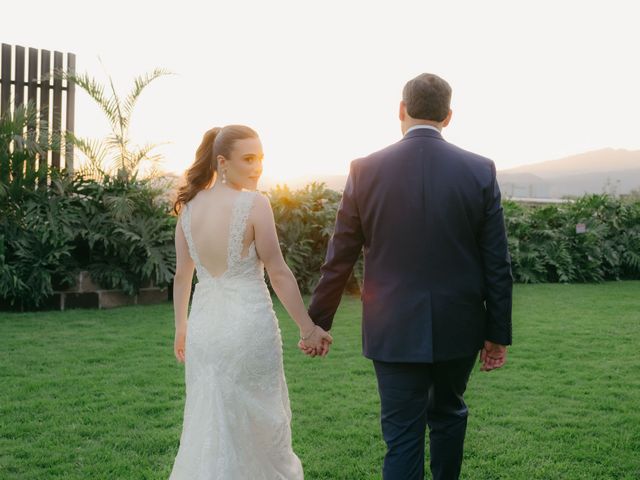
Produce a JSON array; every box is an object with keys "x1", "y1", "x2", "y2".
[
  {"x1": 61, "y1": 67, "x2": 172, "y2": 181},
  {"x1": 2, "y1": 157, "x2": 638, "y2": 310},
  {"x1": 1, "y1": 79, "x2": 177, "y2": 310},
  {"x1": 504, "y1": 194, "x2": 640, "y2": 283},
  {"x1": 268, "y1": 188, "x2": 640, "y2": 290},
  {"x1": 71, "y1": 174, "x2": 176, "y2": 295},
  {"x1": 0, "y1": 104, "x2": 70, "y2": 308},
  {"x1": 269, "y1": 182, "x2": 338, "y2": 292},
  {"x1": 268, "y1": 182, "x2": 362, "y2": 294},
  {"x1": 0, "y1": 101, "x2": 57, "y2": 193},
  {"x1": 0, "y1": 169, "x2": 176, "y2": 310},
  {"x1": 0, "y1": 171, "x2": 81, "y2": 308}
]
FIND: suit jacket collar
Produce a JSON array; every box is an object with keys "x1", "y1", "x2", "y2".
[{"x1": 402, "y1": 128, "x2": 444, "y2": 141}]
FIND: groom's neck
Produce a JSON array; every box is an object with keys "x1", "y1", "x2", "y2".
[{"x1": 402, "y1": 119, "x2": 443, "y2": 135}]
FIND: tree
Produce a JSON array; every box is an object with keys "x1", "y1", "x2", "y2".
[{"x1": 62, "y1": 67, "x2": 173, "y2": 181}]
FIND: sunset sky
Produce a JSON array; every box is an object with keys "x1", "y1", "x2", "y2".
[{"x1": 4, "y1": 0, "x2": 639, "y2": 182}]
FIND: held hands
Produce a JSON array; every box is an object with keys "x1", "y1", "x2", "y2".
[
  {"x1": 297, "y1": 325, "x2": 333, "y2": 358},
  {"x1": 479, "y1": 340, "x2": 507, "y2": 371}
]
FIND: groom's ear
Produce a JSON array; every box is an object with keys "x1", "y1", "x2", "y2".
[
  {"x1": 442, "y1": 109, "x2": 453, "y2": 127},
  {"x1": 399, "y1": 101, "x2": 407, "y2": 121}
]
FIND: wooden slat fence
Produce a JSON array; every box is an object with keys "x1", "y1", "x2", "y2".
[{"x1": 0, "y1": 43, "x2": 76, "y2": 182}]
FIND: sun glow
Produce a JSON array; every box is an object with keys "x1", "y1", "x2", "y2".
[{"x1": 5, "y1": 1, "x2": 638, "y2": 185}]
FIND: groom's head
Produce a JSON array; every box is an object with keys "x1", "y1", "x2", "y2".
[{"x1": 400, "y1": 73, "x2": 452, "y2": 134}]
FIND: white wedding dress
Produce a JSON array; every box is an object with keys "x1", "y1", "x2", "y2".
[{"x1": 169, "y1": 190, "x2": 304, "y2": 479}]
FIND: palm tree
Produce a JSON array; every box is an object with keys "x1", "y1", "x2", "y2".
[{"x1": 62, "y1": 67, "x2": 173, "y2": 181}]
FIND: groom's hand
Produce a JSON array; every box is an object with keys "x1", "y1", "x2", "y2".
[
  {"x1": 298, "y1": 340, "x2": 317, "y2": 357},
  {"x1": 298, "y1": 327, "x2": 333, "y2": 357},
  {"x1": 297, "y1": 338, "x2": 332, "y2": 357},
  {"x1": 480, "y1": 340, "x2": 507, "y2": 371},
  {"x1": 298, "y1": 339, "x2": 331, "y2": 357}
]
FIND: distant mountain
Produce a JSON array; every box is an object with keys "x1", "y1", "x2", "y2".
[
  {"x1": 498, "y1": 148, "x2": 640, "y2": 198},
  {"x1": 263, "y1": 148, "x2": 640, "y2": 198},
  {"x1": 502, "y1": 148, "x2": 640, "y2": 178},
  {"x1": 547, "y1": 169, "x2": 640, "y2": 197}
]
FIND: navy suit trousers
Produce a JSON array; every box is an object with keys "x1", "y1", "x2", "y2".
[{"x1": 373, "y1": 354, "x2": 477, "y2": 480}]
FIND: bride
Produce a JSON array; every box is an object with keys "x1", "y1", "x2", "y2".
[{"x1": 169, "y1": 125, "x2": 332, "y2": 479}]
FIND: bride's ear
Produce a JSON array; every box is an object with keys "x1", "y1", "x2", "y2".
[{"x1": 217, "y1": 155, "x2": 226, "y2": 170}]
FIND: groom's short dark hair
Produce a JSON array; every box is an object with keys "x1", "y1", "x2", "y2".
[{"x1": 402, "y1": 73, "x2": 452, "y2": 122}]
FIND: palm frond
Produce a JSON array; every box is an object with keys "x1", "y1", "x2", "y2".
[
  {"x1": 123, "y1": 69, "x2": 173, "y2": 119},
  {"x1": 105, "y1": 72, "x2": 128, "y2": 135},
  {"x1": 105, "y1": 133, "x2": 127, "y2": 150},
  {"x1": 67, "y1": 133, "x2": 108, "y2": 178},
  {"x1": 75, "y1": 163, "x2": 106, "y2": 182},
  {"x1": 62, "y1": 65, "x2": 170, "y2": 181},
  {"x1": 126, "y1": 142, "x2": 165, "y2": 172},
  {"x1": 62, "y1": 72, "x2": 118, "y2": 126},
  {"x1": 107, "y1": 153, "x2": 127, "y2": 176},
  {"x1": 66, "y1": 133, "x2": 107, "y2": 165}
]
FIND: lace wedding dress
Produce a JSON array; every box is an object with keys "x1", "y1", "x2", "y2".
[{"x1": 169, "y1": 190, "x2": 304, "y2": 480}]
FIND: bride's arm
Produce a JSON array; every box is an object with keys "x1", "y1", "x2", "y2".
[
  {"x1": 252, "y1": 194, "x2": 332, "y2": 354},
  {"x1": 173, "y1": 219, "x2": 195, "y2": 361}
]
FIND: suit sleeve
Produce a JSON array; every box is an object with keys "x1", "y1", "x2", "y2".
[
  {"x1": 308, "y1": 161, "x2": 365, "y2": 330},
  {"x1": 480, "y1": 161, "x2": 513, "y2": 345}
]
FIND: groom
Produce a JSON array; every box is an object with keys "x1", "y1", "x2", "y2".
[{"x1": 305, "y1": 73, "x2": 513, "y2": 479}]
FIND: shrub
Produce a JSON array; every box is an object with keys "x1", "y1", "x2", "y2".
[
  {"x1": 71, "y1": 174, "x2": 176, "y2": 295},
  {"x1": 1, "y1": 68, "x2": 177, "y2": 310},
  {"x1": 0, "y1": 171, "x2": 175, "y2": 310},
  {"x1": 268, "y1": 182, "x2": 344, "y2": 293},
  {"x1": 504, "y1": 195, "x2": 640, "y2": 283},
  {"x1": 268, "y1": 187, "x2": 640, "y2": 290},
  {"x1": 2, "y1": 165, "x2": 638, "y2": 309}
]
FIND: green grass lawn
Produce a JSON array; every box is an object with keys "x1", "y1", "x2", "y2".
[{"x1": 1, "y1": 282, "x2": 639, "y2": 479}]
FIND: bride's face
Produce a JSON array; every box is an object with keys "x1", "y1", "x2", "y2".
[{"x1": 219, "y1": 137, "x2": 264, "y2": 191}]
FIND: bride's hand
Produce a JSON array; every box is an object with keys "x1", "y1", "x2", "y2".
[
  {"x1": 174, "y1": 329, "x2": 186, "y2": 363},
  {"x1": 298, "y1": 338, "x2": 332, "y2": 358},
  {"x1": 299, "y1": 326, "x2": 333, "y2": 357}
]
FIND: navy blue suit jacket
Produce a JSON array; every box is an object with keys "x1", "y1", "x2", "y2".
[{"x1": 308, "y1": 128, "x2": 513, "y2": 362}]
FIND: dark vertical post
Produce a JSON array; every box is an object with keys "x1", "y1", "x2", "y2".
[
  {"x1": 1, "y1": 44, "x2": 11, "y2": 116},
  {"x1": 1, "y1": 44, "x2": 13, "y2": 184},
  {"x1": 0, "y1": 44, "x2": 76, "y2": 185},
  {"x1": 27, "y1": 48, "x2": 39, "y2": 105},
  {"x1": 26, "y1": 47, "x2": 39, "y2": 181},
  {"x1": 14, "y1": 45, "x2": 26, "y2": 109},
  {"x1": 51, "y1": 51, "x2": 63, "y2": 170},
  {"x1": 12, "y1": 46, "x2": 27, "y2": 184},
  {"x1": 39, "y1": 49, "x2": 51, "y2": 184},
  {"x1": 65, "y1": 53, "x2": 76, "y2": 173}
]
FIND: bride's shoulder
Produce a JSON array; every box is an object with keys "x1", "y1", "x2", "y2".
[
  {"x1": 247, "y1": 192, "x2": 272, "y2": 220},
  {"x1": 252, "y1": 191, "x2": 270, "y2": 207}
]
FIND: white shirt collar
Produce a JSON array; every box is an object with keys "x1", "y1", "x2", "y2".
[{"x1": 405, "y1": 124, "x2": 441, "y2": 135}]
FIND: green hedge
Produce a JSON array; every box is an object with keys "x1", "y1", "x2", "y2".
[
  {"x1": 269, "y1": 188, "x2": 640, "y2": 289},
  {"x1": 268, "y1": 182, "x2": 363, "y2": 294},
  {"x1": 504, "y1": 195, "x2": 640, "y2": 283},
  {"x1": 2, "y1": 173, "x2": 638, "y2": 309},
  {"x1": 0, "y1": 172, "x2": 176, "y2": 309}
]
